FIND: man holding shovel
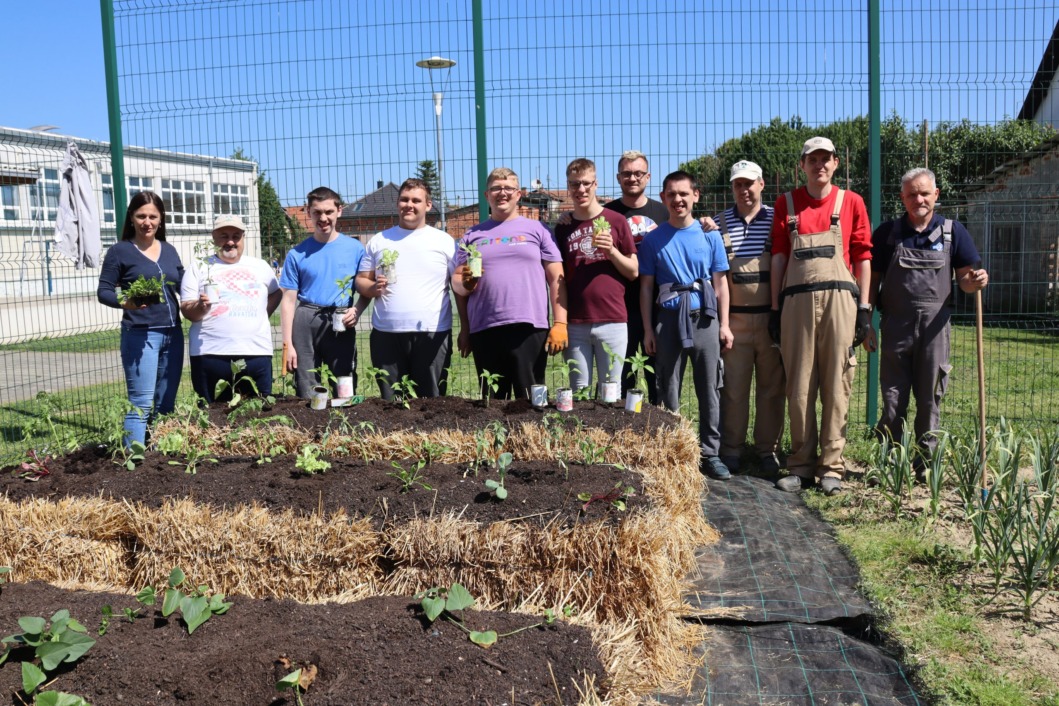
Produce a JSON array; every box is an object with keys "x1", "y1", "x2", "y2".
[{"x1": 866, "y1": 167, "x2": 989, "y2": 478}]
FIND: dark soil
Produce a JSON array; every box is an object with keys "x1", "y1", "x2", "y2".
[
  {"x1": 211, "y1": 395, "x2": 680, "y2": 436},
  {"x1": 0, "y1": 581, "x2": 605, "y2": 705},
  {"x1": 0, "y1": 449, "x2": 646, "y2": 527}
]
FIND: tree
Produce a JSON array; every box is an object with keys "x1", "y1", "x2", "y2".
[
  {"x1": 680, "y1": 115, "x2": 1055, "y2": 219},
  {"x1": 230, "y1": 148, "x2": 297, "y2": 260},
  {"x1": 415, "y1": 160, "x2": 441, "y2": 200}
]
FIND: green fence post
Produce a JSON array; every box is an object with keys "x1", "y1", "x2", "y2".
[
  {"x1": 472, "y1": 0, "x2": 489, "y2": 222},
  {"x1": 866, "y1": 0, "x2": 881, "y2": 429},
  {"x1": 100, "y1": 0, "x2": 127, "y2": 227}
]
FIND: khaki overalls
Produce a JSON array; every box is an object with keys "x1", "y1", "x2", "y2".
[
  {"x1": 779, "y1": 190, "x2": 859, "y2": 480},
  {"x1": 718, "y1": 213, "x2": 785, "y2": 460},
  {"x1": 877, "y1": 219, "x2": 953, "y2": 457}
]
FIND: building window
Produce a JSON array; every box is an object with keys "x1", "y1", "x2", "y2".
[
  {"x1": 1, "y1": 184, "x2": 20, "y2": 221},
  {"x1": 29, "y1": 168, "x2": 60, "y2": 222},
  {"x1": 161, "y1": 178, "x2": 206, "y2": 225},
  {"x1": 101, "y1": 174, "x2": 115, "y2": 223},
  {"x1": 128, "y1": 175, "x2": 153, "y2": 197},
  {"x1": 213, "y1": 183, "x2": 249, "y2": 217}
]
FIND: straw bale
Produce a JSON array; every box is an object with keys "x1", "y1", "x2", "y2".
[
  {"x1": 0, "y1": 496, "x2": 132, "y2": 586},
  {"x1": 378, "y1": 505, "x2": 710, "y2": 687},
  {"x1": 124, "y1": 499, "x2": 382, "y2": 600}
]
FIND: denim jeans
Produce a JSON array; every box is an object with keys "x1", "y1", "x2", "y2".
[{"x1": 120, "y1": 326, "x2": 184, "y2": 447}]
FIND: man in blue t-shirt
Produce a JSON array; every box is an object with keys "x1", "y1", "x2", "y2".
[
  {"x1": 640, "y1": 171, "x2": 733, "y2": 479},
  {"x1": 280, "y1": 186, "x2": 368, "y2": 398},
  {"x1": 866, "y1": 167, "x2": 988, "y2": 476}
]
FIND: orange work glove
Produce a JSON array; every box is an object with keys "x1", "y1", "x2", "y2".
[{"x1": 545, "y1": 322, "x2": 568, "y2": 354}]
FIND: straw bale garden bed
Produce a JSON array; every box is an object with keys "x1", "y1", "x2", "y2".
[{"x1": 0, "y1": 395, "x2": 715, "y2": 704}]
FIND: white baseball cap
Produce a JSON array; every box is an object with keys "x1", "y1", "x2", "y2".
[
  {"x1": 730, "y1": 160, "x2": 763, "y2": 181},
  {"x1": 212, "y1": 214, "x2": 246, "y2": 233},
  {"x1": 801, "y1": 136, "x2": 837, "y2": 156}
]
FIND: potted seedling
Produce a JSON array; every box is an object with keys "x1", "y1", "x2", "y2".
[
  {"x1": 599, "y1": 342, "x2": 621, "y2": 403},
  {"x1": 589, "y1": 215, "x2": 611, "y2": 254},
  {"x1": 460, "y1": 241, "x2": 483, "y2": 277},
  {"x1": 623, "y1": 351, "x2": 653, "y2": 413},
  {"x1": 309, "y1": 363, "x2": 337, "y2": 409},
  {"x1": 377, "y1": 248, "x2": 400, "y2": 284},
  {"x1": 552, "y1": 358, "x2": 578, "y2": 412},
  {"x1": 332, "y1": 275, "x2": 355, "y2": 332},
  {"x1": 194, "y1": 241, "x2": 220, "y2": 303},
  {"x1": 119, "y1": 274, "x2": 169, "y2": 307}
]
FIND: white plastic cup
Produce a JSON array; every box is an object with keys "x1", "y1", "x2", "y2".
[
  {"x1": 624, "y1": 389, "x2": 644, "y2": 413},
  {"x1": 468, "y1": 255, "x2": 483, "y2": 278},
  {"x1": 600, "y1": 381, "x2": 620, "y2": 404},
  {"x1": 310, "y1": 385, "x2": 329, "y2": 410},
  {"x1": 332, "y1": 309, "x2": 347, "y2": 332},
  {"x1": 203, "y1": 283, "x2": 219, "y2": 304},
  {"x1": 336, "y1": 375, "x2": 354, "y2": 398},
  {"x1": 530, "y1": 384, "x2": 548, "y2": 408},
  {"x1": 556, "y1": 388, "x2": 573, "y2": 412},
  {"x1": 378, "y1": 263, "x2": 397, "y2": 285}
]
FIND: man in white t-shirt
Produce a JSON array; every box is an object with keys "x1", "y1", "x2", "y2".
[
  {"x1": 355, "y1": 178, "x2": 456, "y2": 399},
  {"x1": 180, "y1": 214, "x2": 281, "y2": 403}
]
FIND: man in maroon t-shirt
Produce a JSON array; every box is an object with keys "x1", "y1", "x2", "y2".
[{"x1": 553, "y1": 158, "x2": 638, "y2": 396}]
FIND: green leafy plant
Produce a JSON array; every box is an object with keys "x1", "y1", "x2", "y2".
[
  {"x1": 458, "y1": 241, "x2": 482, "y2": 260},
  {"x1": 484, "y1": 452, "x2": 512, "y2": 500},
  {"x1": 578, "y1": 481, "x2": 636, "y2": 512},
  {"x1": 167, "y1": 442, "x2": 218, "y2": 475},
  {"x1": 137, "y1": 567, "x2": 232, "y2": 635},
  {"x1": 591, "y1": 215, "x2": 610, "y2": 237},
  {"x1": 479, "y1": 369, "x2": 501, "y2": 407},
  {"x1": 276, "y1": 662, "x2": 317, "y2": 706},
  {"x1": 0, "y1": 566, "x2": 9, "y2": 585},
  {"x1": 238, "y1": 416, "x2": 291, "y2": 465},
  {"x1": 391, "y1": 375, "x2": 418, "y2": 409},
  {"x1": 623, "y1": 351, "x2": 654, "y2": 396},
  {"x1": 601, "y1": 342, "x2": 622, "y2": 385},
  {"x1": 117, "y1": 440, "x2": 146, "y2": 471},
  {"x1": 866, "y1": 423, "x2": 917, "y2": 518},
  {"x1": 406, "y1": 439, "x2": 450, "y2": 465},
  {"x1": 295, "y1": 444, "x2": 331, "y2": 475},
  {"x1": 380, "y1": 248, "x2": 400, "y2": 268},
  {"x1": 194, "y1": 240, "x2": 218, "y2": 285},
  {"x1": 24, "y1": 391, "x2": 74, "y2": 451},
  {"x1": 577, "y1": 434, "x2": 610, "y2": 466},
  {"x1": 922, "y1": 431, "x2": 950, "y2": 520},
  {"x1": 213, "y1": 359, "x2": 276, "y2": 418},
  {"x1": 118, "y1": 274, "x2": 169, "y2": 306},
  {"x1": 334, "y1": 274, "x2": 355, "y2": 306},
  {"x1": 35, "y1": 692, "x2": 92, "y2": 706},
  {"x1": 348, "y1": 420, "x2": 377, "y2": 462},
  {"x1": 417, "y1": 583, "x2": 556, "y2": 648},
  {"x1": 0, "y1": 609, "x2": 96, "y2": 697},
  {"x1": 309, "y1": 362, "x2": 338, "y2": 397},
  {"x1": 573, "y1": 386, "x2": 594, "y2": 402},
  {"x1": 388, "y1": 458, "x2": 431, "y2": 493},
  {"x1": 364, "y1": 365, "x2": 390, "y2": 390}
]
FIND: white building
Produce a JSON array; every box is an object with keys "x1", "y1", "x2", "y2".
[{"x1": 0, "y1": 126, "x2": 260, "y2": 343}]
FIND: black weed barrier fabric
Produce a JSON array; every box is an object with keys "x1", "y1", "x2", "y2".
[
  {"x1": 657, "y1": 623, "x2": 923, "y2": 706},
  {"x1": 654, "y1": 475, "x2": 925, "y2": 705},
  {"x1": 684, "y1": 475, "x2": 872, "y2": 623}
]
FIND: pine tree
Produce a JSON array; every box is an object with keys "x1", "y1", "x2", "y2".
[{"x1": 415, "y1": 159, "x2": 441, "y2": 200}]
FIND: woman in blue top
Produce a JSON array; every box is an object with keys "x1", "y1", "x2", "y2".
[{"x1": 97, "y1": 191, "x2": 185, "y2": 447}]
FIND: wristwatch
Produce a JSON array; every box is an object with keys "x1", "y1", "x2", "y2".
[{"x1": 858, "y1": 304, "x2": 872, "y2": 312}]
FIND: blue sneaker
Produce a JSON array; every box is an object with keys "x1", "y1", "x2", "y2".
[{"x1": 701, "y1": 456, "x2": 732, "y2": 480}]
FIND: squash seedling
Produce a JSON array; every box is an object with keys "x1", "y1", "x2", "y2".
[
  {"x1": 1, "y1": 609, "x2": 96, "y2": 698},
  {"x1": 35, "y1": 692, "x2": 92, "y2": 706},
  {"x1": 484, "y1": 452, "x2": 512, "y2": 500},
  {"x1": 276, "y1": 660, "x2": 317, "y2": 706},
  {"x1": 137, "y1": 567, "x2": 232, "y2": 635},
  {"x1": 418, "y1": 583, "x2": 558, "y2": 648}
]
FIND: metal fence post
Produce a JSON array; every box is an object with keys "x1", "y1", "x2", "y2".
[
  {"x1": 100, "y1": 0, "x2": 127, "y2": 228},
  {"x1": 472, "y1": 0, "x2": 489, "y2": 222},
  {"x1": 866, "y1": 0, "x2": 882, "y2": 429}
]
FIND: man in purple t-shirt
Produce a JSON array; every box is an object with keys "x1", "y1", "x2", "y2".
[
  {"x1": 554, "y1": 158, "x2": 638, "y2": 395},
  {"x1": 452, "y1": 167, "x2": 568, "y2": 400}
]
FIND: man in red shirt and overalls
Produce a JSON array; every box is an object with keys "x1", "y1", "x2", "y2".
[{"x1": 768, "y1": 137, "x2": 873, "y2": 495}]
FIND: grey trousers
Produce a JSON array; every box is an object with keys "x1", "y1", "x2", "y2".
[
  {"x1": 292, "y1": 303, "x2": 357, "y2": 398},
  {"x1": 368, "y1": 329, "x2": 452, "y2": 400},
  {"x1": 654, "y1": 308, "x2": 723, "y2": 457}
]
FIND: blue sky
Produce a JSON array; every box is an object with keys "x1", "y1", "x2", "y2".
[{"x1": 3, "y1": 1, "x2": 1056, "y2": 206}]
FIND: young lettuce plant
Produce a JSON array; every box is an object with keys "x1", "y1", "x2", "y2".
[
  {"x1": 137, "y1": 567, "x2": 232, "y2": 635},
  {"x1": 295, "y1": 444, "x2": 331, "y2": 475}
]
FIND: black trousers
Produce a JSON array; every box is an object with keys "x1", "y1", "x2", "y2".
[
  {"x1": 368, "y1": 329, "x2": 452, "y2": 400},
  {"x1": 469, "y1": 323, "x2": 548, "y2": 400},
  {"x1": 190, "y1": 354, "x2": 273, "y2": 404}
]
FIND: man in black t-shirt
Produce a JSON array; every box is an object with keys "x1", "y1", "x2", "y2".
[{"x1": 603, "y1": 150, "x2": 669, "y2": 405}]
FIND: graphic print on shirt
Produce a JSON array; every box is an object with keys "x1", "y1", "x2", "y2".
[
  {"x1": 567, "y1": 223, "x2": 607, "y2": 262},
  {"x1": 626, "y1": 214, "x2": 660, "y2": 245},
  {"x1": 208, "y1": 266, "x2": 265, "y2": 320}
]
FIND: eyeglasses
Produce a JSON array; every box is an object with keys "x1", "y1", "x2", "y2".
[
  {"x1": 213, "y1": 232, "x2": 244, "y2": 241},
  {"x1": 487, "y1": 186, "x2": 519, "y2": 195},
  {"x1": 567, "y1": 180, "x2": 596, "y2": 190},
  {"x1": 618, "y1": 170, "x2": 648, "y2": 181}
]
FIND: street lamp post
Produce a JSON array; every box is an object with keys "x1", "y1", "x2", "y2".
[{"x1": 415, "y1": 56, "x2": 456, "y2": 234}]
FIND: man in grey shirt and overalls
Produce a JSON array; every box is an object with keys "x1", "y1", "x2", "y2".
[{"x1": 865, "y1": 167, "x2": 989, "y2": 478}]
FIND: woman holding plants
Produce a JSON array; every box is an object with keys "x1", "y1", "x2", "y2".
[{"x1": 97, "y1": 191, "x2": 184, "y2": 447}]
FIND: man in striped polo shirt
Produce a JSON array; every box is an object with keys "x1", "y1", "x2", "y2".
[{"x1": 705, "y1": 161, "x2": 785, "y2": 475}]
